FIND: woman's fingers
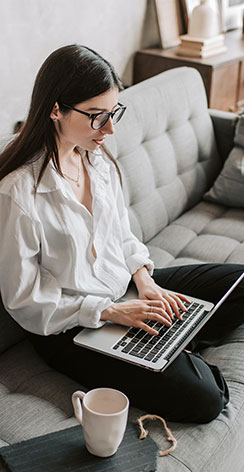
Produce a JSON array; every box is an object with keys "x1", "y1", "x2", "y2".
[
  {"x1": 164, "y1": 295, "x2": 182, "y2": 319},
  {"x1": 144, "y1": 291, "x2": 189, "y2": 320},
  {"x1": 139, "y1": 302, "x2": 175, "y2": 334},
  {"x1": 106, "y1": 296, "x2": 190, "y2": 336},
  {"x1": 135, "y1": 302, "x2": 173, "y2": 335},
  {"x1": 146, "y1": 302, "x2": 172, "y2": 324},
  {"x1": 160, "y1": 298, "x2": 175, "y2": 319},
  {"x1": 138, "y1": 321, "x2": 160, "y2": 336},
  {"x1": 140, "y1": 294, "x2": 189, "y2": 334},
  {"x1": 147, "y1": 297, "x2": 181, "y2": 320},
  {"x1": 161, "y1": 292, "x2": 190, "y2": 320}
]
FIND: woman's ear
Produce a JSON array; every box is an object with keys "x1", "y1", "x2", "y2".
[{"x1": 50, "y1": 102, "x2": 60, "y2": 121}]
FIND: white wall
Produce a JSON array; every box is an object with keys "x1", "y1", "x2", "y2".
[{"x1": 0, "y1": 0, "x2": 159, "y2": 136}]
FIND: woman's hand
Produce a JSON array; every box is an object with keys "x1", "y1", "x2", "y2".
[
  {"x1": 101, "y1": 299, "x2": 174, "y2": 336},
  {"x1": 137, "y1": 279, "x2": 190, "y2": 321},
  {"x1": 133, "y1": 267, "x2": 190, "y2": 321},
  {"x1": 101, "y1": 267, "x2": 191, "y2": 335}
]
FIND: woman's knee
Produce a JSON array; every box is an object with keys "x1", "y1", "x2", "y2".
[
  {"x1": 185, "y1": 360, "x2": 229, "y2": 423},
  {"x1": 163, "y1": 377, "x2": 227, "y2": 424},
  {"x1": 162, "y1": 353, "x2": 230, "y2": 423},
  {"x1": 191, "y1": 383, "x2": 227, "y2": 423}
]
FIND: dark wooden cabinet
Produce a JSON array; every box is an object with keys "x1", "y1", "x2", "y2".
[{"x1": 133, "y1": 30, "x2": 244, "y2": 112}]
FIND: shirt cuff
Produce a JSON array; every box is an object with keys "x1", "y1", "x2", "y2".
[
  {"x1": 125, "y1": 254, "x2": 154, "y2": 276},
  {"x1": 79, "y1": 295, "x2": 113, "y2": 329}
]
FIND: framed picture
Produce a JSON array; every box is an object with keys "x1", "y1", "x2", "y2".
[
  {"x1": 221, "y1": 0, "x2": 244, "y2": 30},
  {"x1": 180, "y1": 0, "x2": 221, "y2": 30},
  {"x1": 154, "y1": 0, "x2": 184, "y2": 48}
]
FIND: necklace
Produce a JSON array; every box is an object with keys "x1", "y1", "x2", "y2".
[{"x1": 63, "y1": 157, "x2": 81, "y2": 187}]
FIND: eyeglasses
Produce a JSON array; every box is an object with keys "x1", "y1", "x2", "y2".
[{"x1": 60, "y1": 102, "x2": 126, "y2": 130}]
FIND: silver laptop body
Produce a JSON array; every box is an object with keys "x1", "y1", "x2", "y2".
[{"x1": 74, "y1": 273, "x2": 244, "y2": 372}]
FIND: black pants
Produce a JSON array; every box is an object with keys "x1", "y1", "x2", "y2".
[{"x1": 30, "y1": 263, "x2": 244, "y2": 424}]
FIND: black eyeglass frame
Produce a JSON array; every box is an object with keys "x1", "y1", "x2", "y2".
[{"x1": 60, "y1": 102, "x2": 126, "y2": 130}]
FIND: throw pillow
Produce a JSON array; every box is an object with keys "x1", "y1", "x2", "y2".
[{"x1": 204, "y1": 115, "x2": 244, "y2": 207}]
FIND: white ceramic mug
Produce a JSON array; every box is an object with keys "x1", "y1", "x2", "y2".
[{"x1": 72, "y1": 387, "x2": 129, "y2": 457}]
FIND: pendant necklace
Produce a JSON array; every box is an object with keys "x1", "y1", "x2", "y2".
[{"x1": 63, "y1": 157, "x2": 81, "y2": 187}]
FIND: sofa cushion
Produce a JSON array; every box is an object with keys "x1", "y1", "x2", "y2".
[
  {"x1": 146, "y1": 201, "x2": 244, "y2": 268},
  {"x1": 0, "y1": 339, "x2": 80, "y2": 445},
  {"x1": 107, "y1": 67, "x2": 222, "y2": 244},
  {"x1": 204, "y1": 115, "x2": 244, "y2": 207},
  {"x1": 1, "y1": 328, "x2": 244, "y2": 472}
]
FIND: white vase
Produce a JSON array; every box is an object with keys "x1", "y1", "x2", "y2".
[{"x1": 188, "y1": 0, "x2": 220, "y2": 38}]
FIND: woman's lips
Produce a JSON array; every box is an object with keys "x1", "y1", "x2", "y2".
[{"x1": 93, "y1": 138, "x2": 105, "y2": 146}]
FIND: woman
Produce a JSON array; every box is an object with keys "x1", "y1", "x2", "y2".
[{"x1": 0, "y1": 45, "x2": 243, "y2": 423}]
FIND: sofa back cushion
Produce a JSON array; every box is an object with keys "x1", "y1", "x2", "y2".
[{"x1": 107, "y1": 67, "x2": 222, "y2": 244}]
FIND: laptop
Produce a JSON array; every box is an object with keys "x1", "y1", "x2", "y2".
[{"x1": 74, "y1": 272, "x2": 244, "y2": 372}]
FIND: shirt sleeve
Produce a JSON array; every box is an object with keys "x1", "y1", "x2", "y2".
[
  {"x1": 0, "y1": 195, "x2": 111, "y2": 335},
  {"x1": 111, "y1": 169, "x2": 154, "y2": 276}
]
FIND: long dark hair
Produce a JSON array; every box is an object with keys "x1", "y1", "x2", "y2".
[{"x1": 0, "y1": 45, "x2": 123, "y2": 186}]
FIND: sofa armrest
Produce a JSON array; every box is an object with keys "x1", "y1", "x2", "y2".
[{"x1": 209, "y1": 109, "x2": 237, "y2": 163}]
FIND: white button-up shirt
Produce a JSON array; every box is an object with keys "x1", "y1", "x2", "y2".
[{"x1": 0, "y1": 150, "x2": 153, "y2": 335}]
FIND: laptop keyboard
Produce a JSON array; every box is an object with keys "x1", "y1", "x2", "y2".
[{"x1": 112, "y1": 301, "x2": 206, "y2": 364}]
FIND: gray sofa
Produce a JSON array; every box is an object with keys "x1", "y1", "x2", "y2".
[{"x1": 1, "y1": 67, "x2": 244, "y2": 472}]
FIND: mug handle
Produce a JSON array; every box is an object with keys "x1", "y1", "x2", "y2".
[{"x1": 72, "y1": 390, "x2": 86, "y2": 424}]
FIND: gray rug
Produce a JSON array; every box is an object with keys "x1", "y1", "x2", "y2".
[{"x1": 0, "y1": 422, "x2": 158, "y2": 472}]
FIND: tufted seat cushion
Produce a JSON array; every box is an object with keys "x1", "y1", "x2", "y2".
[
  {"x1": 0, "y1": 339, "x2": 80, "y2": 446},
  {"x1": 147, "y1": 201, "x2": 244, "y2": 267},
  {"x1": 1, "y1": 325, "x2": 243, "y2": 472}
]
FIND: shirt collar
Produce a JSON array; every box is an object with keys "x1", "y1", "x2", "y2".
[
  {"x1": 84, "y1": 149, "x2": 110, "y2": 183},
  {"x1": 32, "y1": 155, "x2": 62, "y2": 193}
]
